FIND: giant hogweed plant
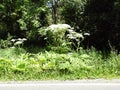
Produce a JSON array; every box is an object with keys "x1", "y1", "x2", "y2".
[{"x1": 38, "y1": 24, "x2": 84, "y2": 51}]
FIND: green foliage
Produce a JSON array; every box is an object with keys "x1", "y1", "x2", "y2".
[
  {"x1": 0, "y1": 23, "x2": 7, "y2": 38},
  {"x1": 67, "y1": 28, "x2": 84, "y2": 51},
  {"x1": 82, "y1": 0, "x2": 120, "y2": 51},
  {"x1": 45, "y1": 24, "x2": 70, "y2": 45},
  {"x1": 0, "y1": 0, "x2": 49, "y2": 42},
  {"x1": 16, "y1": 0, "x2": 49, "y2": 41},
  {"x1": 61, "y1": 0, "x2": 87, "y2": 30},
  {"x1": 39, "y1": 24, "x2": 70, "y2": 48},
  {"x1": 0, "y1": 0, "x2": 120, "y2": 80},
  {"x1": 60, "y1": 0, "x2": 120, "y2": 51},
  {"x1": 38, "y1": 24, "x2": 84, "y2": 52},
  {"x1": 0, "y1": 0, "x2": 120, "y2": 51},
  {"x1": 0, "y1": 34, "x2": 12, "y2": 48},
  {"x1": 17, "y1": 19, "x2": 27, "y2": 30},
  {"x1": 0, "y1": 47, "x2": 120, "y2": 80}
]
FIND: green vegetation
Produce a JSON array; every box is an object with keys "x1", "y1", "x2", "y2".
[
  {"x1": 0, "y1": 0, "x2": 120, "y2": 80},
  {"x1": 0, "y1": 0, "x2": 120, "y2": 51},
  {"x1": 0, "y1": 47, "x2": 120, "y2": 80}
]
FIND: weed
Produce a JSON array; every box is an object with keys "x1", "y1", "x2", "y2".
[{"x1": 0, "y1": 48, "x2": 120, "y2": 80}]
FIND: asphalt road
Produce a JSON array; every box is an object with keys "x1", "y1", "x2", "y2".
[{"x1": 0, "y1": 79, "x2": 120, "y2": 90}]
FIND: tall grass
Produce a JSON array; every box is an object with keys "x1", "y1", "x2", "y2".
[{"x1": 0, "y1": 47, "x2": 120, "y2": 80}]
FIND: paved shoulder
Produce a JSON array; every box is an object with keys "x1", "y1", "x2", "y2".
[{"x1": 0, "y1": 79, "x2": 120, "y2": 90}]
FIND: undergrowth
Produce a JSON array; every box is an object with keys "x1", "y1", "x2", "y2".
[{"x1": 0, "y1": 47, "x2": 120, "y2": 80}]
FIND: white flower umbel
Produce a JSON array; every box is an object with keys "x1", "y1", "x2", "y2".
[
  {"x1": 11, "y1": 38, "x2": 27, "y2": 47},
  {"x1": 46, "y1": 24, "x2": 72, "y2": 39},
  {"x1": 48, "y1": 24, "x2": 71, "y2": 30}
]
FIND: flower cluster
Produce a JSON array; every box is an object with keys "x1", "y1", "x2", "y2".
[
  {"x1": 67, "y1": 29, "x2": 84, "y2": 41},
  {"x1": 46, "y1": 24, "x2": 71, "y2": 37},
  {"x1": 11, "y1": 38, "x2": 27, "y2": 46}
]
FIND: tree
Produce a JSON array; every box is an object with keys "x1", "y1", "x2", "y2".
[
  {"x1": 61, "y1": 0, "x2": 86, "y2": 31},
  {"x1": 48, "y1": 0, "x2": 63, "y2": 24},
  {"x1": 61, "y1": 0, "x2": 120, "y2": 52},
  {"x1": 83, "y1": 0, "x2": 120, "y2": 52},
  {"x1": 0, "y1": 0, "x2": 49, "y2": 40}
]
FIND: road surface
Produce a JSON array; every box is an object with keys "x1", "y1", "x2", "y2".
[{"x1": 0, "y1": 79, "x2": 120, "y2": 90}]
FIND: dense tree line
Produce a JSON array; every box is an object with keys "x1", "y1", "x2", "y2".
[
  {"x1": 83, "y1": 0, "x2": 120, "y2": 52},
  {"x1": 62, "y1": 0, "x2": 120, "y2": 52},
  {"x1": 0, "y1": 0, "x2": 120, "y2": 52}
]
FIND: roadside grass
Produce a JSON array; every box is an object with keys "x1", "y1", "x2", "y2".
[{"x1": 0, "y1": 47, "x2": 120, "y2": 80}]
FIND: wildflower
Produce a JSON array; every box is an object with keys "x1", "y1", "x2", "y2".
[
  {"x1": 22, "y1": 38, "x2": 27, "y2": 41},
  {"x1": 18, "y1": 38, "x2": 22, "y2": 41},
  {"x1": 14, "y1": 41, "x2": 23, "y2": 46},
  {"x1": 84, "y1": 33, "x2": 90, "y2": 36},
  {"x1": 11, "y1": 39, "x2": 16, "y2": 42}
]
